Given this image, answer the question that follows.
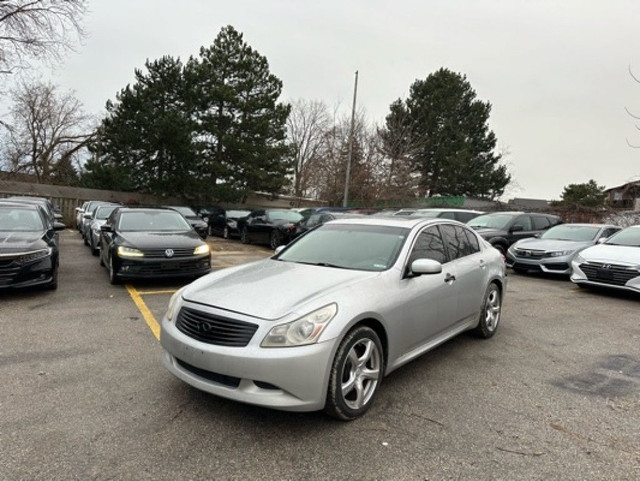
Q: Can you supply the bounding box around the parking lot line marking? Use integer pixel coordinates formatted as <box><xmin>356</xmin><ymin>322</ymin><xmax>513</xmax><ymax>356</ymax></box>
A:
<box><xmin>125</xmin><ymin>284</ymin><xmax>160</xmax><ymax>340</ymax></box>
<box><xmin>136</xmin><ymin>289</ymin><xmax>177</xmax><ymax>295</ymax></box>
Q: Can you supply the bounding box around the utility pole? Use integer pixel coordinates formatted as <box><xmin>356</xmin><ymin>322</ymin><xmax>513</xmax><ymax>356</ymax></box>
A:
<box><xmin>343</xmin><ymin>70</ymin><xmax>358</xmax><ymax>207</ymax></box>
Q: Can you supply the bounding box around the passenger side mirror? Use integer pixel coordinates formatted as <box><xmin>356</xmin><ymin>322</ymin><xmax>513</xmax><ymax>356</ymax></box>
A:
<box><xmin>597</xmin><ymin>237</ymin><xmax>607</xmax><ymax>244</ymax></box>
<box><xmin>100</xmin><ymin>225</ymin><xmax>113</xmax><ymax>233</ymax></box>
<box><xmin>274</xmin><ymin>245</ymin><xmax>286</xmax><ymax>255</ymax></box>
<box><xmin>410</xmin><ymin>258</ymin><xmax>443</xmax><ymax>276</ymax></box>
<box><xmin>83</xmin><ymin>213</ymin><xmax>92</xmax><ymax>220</ymax></box>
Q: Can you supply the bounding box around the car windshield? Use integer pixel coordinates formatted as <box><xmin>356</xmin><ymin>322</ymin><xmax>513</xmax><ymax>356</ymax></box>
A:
<box><xmin>410</xmin><ymin>211</ymin><xmax>441</xmax><ymax>218</ymax></box>
<box><xmin>227</xmin><ymin>210</ymin><xmax>251</xmax><ymax>218</ymax></box>
<box><xmin>468</xmin><ymin>214</ymin><xmax>515</xmax><ymax>230</ymax></box>
<box><xmin>268</xmin><ymin>211</ymin><xmax>303</xmax><ymax>222</ymax></box>
<box><xmin>118</xmin><ymin>211</ymin><xmax>192</xmax><ymax>232</ymax></box>
<box><xmin>95</xmin><ymin>206</ymin><xmax>117</xmax><ymax>220</ymax></box>
<box><xmin>0</xmin><ymin>207</ymin><xmax>44</xmax><ymax>231</ymax></box>
<box><xmin>172</xmin><ymin>206</ymin><xmax>196</xmax><ymax>216</ymax></box>
<box><xmin>277</xmin><ymin>224</ymin><xmax>409</xmax><ymax>271</ymax></box>
<box><xmin>540</xmin><ymin>225</ymin><xmax>600</xmax><ymax>241</ymax></box>
<box><xmin>604</xmin><ymin>228</ymin><xmax>640</xmax><ymax>247</ymax></box>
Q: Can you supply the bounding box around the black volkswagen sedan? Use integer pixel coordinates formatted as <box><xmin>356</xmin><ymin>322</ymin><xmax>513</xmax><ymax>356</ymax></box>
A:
<box><xmin>237</xmin><ymin>209</ymin><xmax>303</xmax><ymax>249</ymax></box>
<box><xmin>99</xmin><ymin>208</ymin><xmax>211</xmax><ymax>284</ymax></box>
<box><xmin>0</xmin><ymin>201</ymin><xmax>65</xmax><ymax>290</ymax></box>
<box><xmin>207</xmin><ymin>208</ymin><xmax>251</xmax><ymax>238</ymax></box>
<box><xmin>164</xmin><ymin>206</ymin><xmax>208</xmax><ymax>239</ymax></box>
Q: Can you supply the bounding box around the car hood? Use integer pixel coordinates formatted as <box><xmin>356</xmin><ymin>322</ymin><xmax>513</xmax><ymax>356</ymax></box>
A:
<box><xmin>512</xmin><ymin>238</ymin><xmax>591</xmax><ymax>251</ymax></box>
<box><xmin>183</xmin><ymin>259</ymin><xmax>378</xmax><ymax>320</ymax></box>
<box><xmin>0</xmin><ymin>231</ymin><xmax>47</xmax><ymax>252</ymax></box>
<box><xmin>118</xmin><ymin>231</ymin><xmax>203</xmax><ymax>249</ymax></box>
<box><xmin>579</xmin><ymin>244</ymin><xmax>640</xmax><ymax>266</ymax></box>
<box><xmin>473</xmin><ymin>228</ymin><xmax>507</xmax><ymax>239</ymax></box>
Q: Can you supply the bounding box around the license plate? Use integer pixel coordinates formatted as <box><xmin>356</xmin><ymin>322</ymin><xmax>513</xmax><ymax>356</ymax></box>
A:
<box><xmin>596</xmin><ymin>268</ymin><xmax>614</xmax><ymax>280</ymax></box>
<box><xmin>160</xmin><ymin>261</ymin><xmax>175</xmax><ymax>270</ymax></box>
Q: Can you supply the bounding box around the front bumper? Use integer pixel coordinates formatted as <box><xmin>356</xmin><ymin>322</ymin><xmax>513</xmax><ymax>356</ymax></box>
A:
<box><xmin>505</xmin><ymin>252</ymin><xmax>572</xmax><ymax>275</ymax></box>
<box><xmin>160</xmin><ymin>307</ymin><xmax>336</xmax><ymax>412</ymax></box>
<box><xmin>0</xmin><ymin>256</ymin><xmax>55</xmax><ymax>289</ymax></box>
<box><xmin>116</xmin><ymin>255</ymin><xmax>211</xmax><ymax>279</ymax></box>
<box><xmin>570</xmin><ymin>261</ymin><xmax>640</xmax><ymax>293</ymax></box>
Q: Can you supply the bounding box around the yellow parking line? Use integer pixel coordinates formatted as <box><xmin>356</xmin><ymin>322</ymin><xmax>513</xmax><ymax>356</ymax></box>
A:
<box><xmin>125</xmin><ymin>284</ymin><xmax>160</xmax><ymax>340</ymax></box>
<box><xmin>136</xmin><ymin>289</ymin><xmax>177</xmax><ymax>295</ymax></box>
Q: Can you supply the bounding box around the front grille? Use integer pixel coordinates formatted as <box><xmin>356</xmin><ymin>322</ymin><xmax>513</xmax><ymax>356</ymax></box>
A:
<box><xmin>544</xmin><ymin>262</ymin><xmax>569</xmax><ymax>271</ymax></box>
<box><xmin>176</xmin><ymin>358</ymin><xmax>240</xmax><ymax>388</ymax></box>
<box><xmin>514</xmin><ymin>249</ymin><xmax>545</xmax><ymax>259</ymax></box>
<box><xmin>0</xmin><ymin>266</ymin><xmax>20</xmax><ymax>285</ymax></box>
<box><xmin>140</xmin><ymin>248</ymin><xmax>195</xmax><ymax>258</ymax></box>
<box><xmin>122</xmin><ymin>258</ymin><xmax>209</xmax><ymax>275</ymax></box>
<box><xmin>579</xmin><ymin>262</ymin><xmax>640</xmax><ymax>286</ymax></box>
<box><xmin>175</xmin><ymin>307</ymin><xmax>258</xmax><ymax>347</ymax></box>
<box><xmin>0</xmin><ymin>257</ymin><xmax>17</xmax><ymax>268</ymax></box>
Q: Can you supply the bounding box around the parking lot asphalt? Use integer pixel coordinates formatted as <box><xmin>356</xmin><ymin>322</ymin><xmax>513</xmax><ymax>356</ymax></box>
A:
<box><xmin>1</xmin><ymin>230</ymin><xmax>639</xmax><ymax>480</ymax></box>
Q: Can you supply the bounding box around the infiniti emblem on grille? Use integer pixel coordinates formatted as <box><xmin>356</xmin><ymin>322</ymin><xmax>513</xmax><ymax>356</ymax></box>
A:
<box><xmin>165</xmin><ymin>249</ymin><xmax>174</xmax><ymax>258</ymax></box>
<box><xmin>198</xmin><ymin>321</ymin><xmax>214</xmax><ymax>333</ymax></box>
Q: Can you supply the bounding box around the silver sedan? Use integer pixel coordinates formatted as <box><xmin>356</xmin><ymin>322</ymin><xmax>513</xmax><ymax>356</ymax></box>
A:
<box><xmin>506</xmin><ymin>223</ymin><xmax>620</xmax><ymax>275</ymax></box>
<box><xmin>571</xmin><ymin>225</ymin><xmax>640</xmax><ymax>293</ymax></box>
<box><xmin>160</xmin><ymin>217</ymin><xmax>507</xmax><ymax>420</ymax></box>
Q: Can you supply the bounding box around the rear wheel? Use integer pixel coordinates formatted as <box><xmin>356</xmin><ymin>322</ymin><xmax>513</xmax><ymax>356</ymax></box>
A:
<box><xmin>269</xmin><ymin>230</ymin><xmax>282</xmax><ymax>250</ymax></box>
<box><xmin>492</xmin><ymin>243</ymin><xmax>506</xmax><ymax>256</ymax></box>
<box><xmin>324</xmin><ymin>326</ymin><xmax>384</xmax><ymax>421</ymax></box>
<box><xmin>474</xmin><ymin>282</ymin><xmax>501</xmax><ymax>338</ymax></box>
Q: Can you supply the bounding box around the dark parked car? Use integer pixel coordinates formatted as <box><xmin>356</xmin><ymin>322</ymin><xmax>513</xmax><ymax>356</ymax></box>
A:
<box><xmin>208</xmin><ymin>208</ymin><xmax>252</xmax><ymax>239</ymax></box>
<box><xmin>99</xmin><ymin>208</ymin><xmax>211</xmax><ymax>284</ymax></box>
<box><xmin>410</xmin><ymin>208</ymin><xmax>484</xmax><ymax>223</ymax></box>
<box><xmin>4</xmin><ymin>196</ymin><xmax>62</xmax><ymax>226</ymax></box>
<box><xmin>164</xmin><ymin>206</ymin><xmax>208</xmax><ymax>239</ymax></box>
<box><xmin>0</xmin><ymin>201</ymin><xmax>65</xmax><ymax>290</ymax></box>
<box><xmin>88</xmin><ymin>204</ymin><xmax>120</xmax><ymax>255</ymax></box>
<box><xmin>291</xmin><ymin>212</ymin><xmax>364</xmax><ymax>240</ymax></box>
<box><xmin>467</xmin><ymin>211</ymin><xmax>562</xmax><ymax>255</ymax></box>
<box><xmin>238</xmin><ymin>209</ymin><xmax>304</xmax><ymax>249</ymax></box>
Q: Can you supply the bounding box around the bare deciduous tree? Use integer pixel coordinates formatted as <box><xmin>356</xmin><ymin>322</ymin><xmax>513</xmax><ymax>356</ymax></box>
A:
<box><xmin>2</xmin><ymin>80</ymin><xmax>92</xmax><ymax>184</ymax></box>
<box><xmin>0</xmin><ymin>0</ymin><xmax>86</xmax><ymax>75</ymax></box>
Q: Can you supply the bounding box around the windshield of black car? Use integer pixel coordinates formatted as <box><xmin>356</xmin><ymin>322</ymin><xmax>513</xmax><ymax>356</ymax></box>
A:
<box><xmin>276</xmin><ymin>224</ymin><xmax>409</xmax><ymax>271</ymax></box>
<box><xmin>540</xmin><ymin>225</ymin><xmax>599</xmax><ymax>241</ymax></box>
<box><xmin>95</xmin><ymin>206</ymin><xmax>117</xmax><ymax>220</ymax></box>
<box><xmin>118</xmin><ymin>211</ymin><xmax>192</xmax><ymax>232</ymax></box>
<box><xmin>468</xmin><ymin>214</ymin><xmax>515</xmax><ymax>230</ymax></box>
<box><xmin>0</xmin><ymin>207</ymin><xmax>45</xmax><ymax>231</ymax></box>
<box><xmin>268</xmin><ymin>211</ymin><xmax>303</xmax><ymax>223</ymax></box>
<box><xmin>604</xmin><ymin>228</ymin><xmax>640</xmax><ymax>247</ymax></box>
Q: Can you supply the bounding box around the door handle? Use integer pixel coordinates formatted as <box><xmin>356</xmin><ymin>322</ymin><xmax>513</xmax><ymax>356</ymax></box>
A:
<box><xmin>479</xmin><ymin>259</ymin><xmax>487</xmax><ymax>269</ymax></box>
<box><xmin>444</xmin><ymin>273</ymin><xmax>456</xmax><ymax>283</ymax></box>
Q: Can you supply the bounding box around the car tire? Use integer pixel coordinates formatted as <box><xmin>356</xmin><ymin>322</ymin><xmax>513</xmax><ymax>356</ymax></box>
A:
<box><xmin>90</xmin><ymin>238</ymin><xmax>98</xmax><ymax>256</ymax></box>
<box><xmin>269</xmin><ymin>230</ymin><xmax>282</xmax><ymax>250</ymax></box>
<box><xmin>83</xmin><ymin>233</ymin><xmax>89</xmax><ymax>246</ymax></box>
<box><xmin>324</xmin><ymin>326</ymin><xmax>384</xmax><ymax>421</ymax></box>
<box><xmin>45</xmin><ymin>263</ymin><xmax>58</xmax><ymax>290</ymax></box>
<box><xmin>99</xmin><ymin>251</ymin><xmax>105</xmax><ymax>267</ymax></box>
<box><xmin>241</xmin><ymin>227</ymin><xmax>250</xmax><ymax>244</ymax></box>
<box><xmin>223</xmin><ymin>226</ymin><xmax>230</xmax><ymax>239</ymax></box>
<box><xmin>474</xmin><ymin>282</ymin><xmax>501</xmax><ymax>339</ymax></box>
<box><xmin>108</xmin><ymin>254</ymin><xmax>120</xmax><ymax>285</ymax></box>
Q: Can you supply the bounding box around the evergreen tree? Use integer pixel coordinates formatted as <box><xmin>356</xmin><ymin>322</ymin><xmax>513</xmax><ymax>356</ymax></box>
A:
<box><xmin>397</xmin><ymin>68</ymin><xmax>510</xmax><ymax>199</ymax></box>
<box><xmin>559</xmin><ymin>179</ymin><xmax>607</xmax><ymax>208</ymax></box>
<box><xmin>185</xmin><ymin>26</ymin><xmax>291</xmax><ymax>202</ymax></box>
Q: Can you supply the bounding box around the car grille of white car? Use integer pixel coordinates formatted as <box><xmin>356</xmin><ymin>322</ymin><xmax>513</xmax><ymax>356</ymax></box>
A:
<box><xmin>579</xmin><ymin>262</ymin><xmax>640</xmax><ymax>286</ymax></box>
<box><xmin>175</xmin><ymin>307</ymin><xmax>258</xmax><ymax>347</ymax></box>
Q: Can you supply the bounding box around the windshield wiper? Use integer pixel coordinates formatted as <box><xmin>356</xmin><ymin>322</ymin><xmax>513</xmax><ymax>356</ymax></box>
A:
<box><xmin>296</xmin><ymin>261</ymin><xmax>347</xmax><ymax>269</ymax></box>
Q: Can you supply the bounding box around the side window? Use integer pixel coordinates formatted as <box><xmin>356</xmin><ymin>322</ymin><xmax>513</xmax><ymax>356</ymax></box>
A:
<box><xmin>319</xmin><ymin>214</ymin><xmax>333</xmax><ymax>224</ymax></box>
<box><xmin>407</xmin><ymin>226</ymin><xmax>448</xmax><ymax>267</ymax></box>
<box><xmin>441</xmin><ymin>224</ymin><xmax>479</xmax><ymax>259</ymax></box>
<box><xmin>456</xmin><ymin>212</ymin><xmax>476</xmax><ymax>223</ymax></box>
<box><xmin>306</xmin><ymin>214</ymin><xmax>321</xmax><ymax>227</ymax></box>
<box><xmin>439</xmin><ymin>211</ymin><xmax>456</xmax><ymax>220</ymax></box>
<box><xmin>512</xmin><ymin>215</ymin><xmax>532</xmax><ymax>231</ymax></box>
<box><xmin>601</xmin><ymin>227</ymin><xmax>619</xmax><ymax>238</ymax></box>
<box><xmin>461</xmin><ymin>226</ymin><xmax>481</xmax><ymax>254</ymax></box>
<box><xmin>532</xmin><ymin>216</ymin><xmax>550</xmax><ymax>230</ymax></box>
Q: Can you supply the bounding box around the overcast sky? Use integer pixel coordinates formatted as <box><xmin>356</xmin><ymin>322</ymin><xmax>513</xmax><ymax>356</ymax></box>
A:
<box><xmin>18</xmin><ymin>0</ymin><xmax>640</xmax><ymax>200</ymax></box>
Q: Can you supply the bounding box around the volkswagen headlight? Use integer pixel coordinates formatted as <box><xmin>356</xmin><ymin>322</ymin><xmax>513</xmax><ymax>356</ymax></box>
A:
<box><xmin>261</xmin><ymin>304</ymin><xmax>338</xmax><ymax>347</ymax></box>
<box><xmin>117</xmin><ymin>246</ymin><xmax>144</xmax><ymax>258</ymax></box>
<box><xmin>194</xmin><ymin>244</ymin><xmax>210</xmax><ymax>255</ymax></box>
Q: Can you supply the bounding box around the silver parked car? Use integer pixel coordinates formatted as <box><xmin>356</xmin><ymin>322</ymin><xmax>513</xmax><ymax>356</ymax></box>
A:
<box><xmin>506</xmin><ymin>223</ymin><xmax>621</xmax><ymax>275</ymax></box>
<box><xmin>88</xmin><ymin>204</ymin><xmax>119</xmax><ymax>255</ymax></box>
<box><xmin>160</xmin><ymin>217</ymin><xmax>507</xmax><ymax>420</ymax></box>
<box><xmin>571</xmin><ymin>225</ymin><xmax>640</xmax><ymax>293</ymax></box>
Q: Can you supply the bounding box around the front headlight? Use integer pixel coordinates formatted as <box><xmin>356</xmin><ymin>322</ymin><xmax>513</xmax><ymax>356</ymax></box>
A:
<box><xmin>547</xmin><ymin>250</ymin><xmax>574</xmax><ymax>257</ymax></box>
<box><xmin>117</xmin><ymin>246</ymin><xmax>144</xmax><ymax>258</ymax></box>
<box><xmin>261</xmin><ymin>303</ymin><xmax>338</xmax><ymax>347</ymax></box>
<box><xmin>18</xmin><ymin>248</ymin><xmax>52</xmax><ymax>264</ymax></box>
<box><xmin>166</xmin><ymin>287</ymin><xmax>186</xmax><ymax>322</ymax></box>
<box><xmin>194</xmin><ymin>244</ymin><xmax>210</xmax><ymax>255</ymax></box>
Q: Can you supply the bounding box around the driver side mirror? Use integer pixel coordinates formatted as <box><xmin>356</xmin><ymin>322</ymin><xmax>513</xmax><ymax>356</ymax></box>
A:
<box><xmin>597</xmin><ymin>237</ymin><xmax>607</xmax><ymax>244</ymax></box>
<box><xmin>408</xmin><ymin>258</ymin><xmax>443</xmax><ymax>277</ymax></box>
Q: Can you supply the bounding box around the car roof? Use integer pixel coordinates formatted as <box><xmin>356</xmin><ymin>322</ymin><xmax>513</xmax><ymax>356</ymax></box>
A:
<box><xmin>326</xmin><ymin>216</ymin><xmax>456</xmax><ymax>229</ymax></box>
<box><xmin>551</xmin><ymin>223</ymin><xmax>617</xmax><ymax>228</ymax></box>
<box><xmin>0</xmin><ymin>200</ymin><xmax>40</xmax><ymax>210</ymax></box>
<box><xmin>412</xmin><ymin>208</ymin><xmax>484</xmax><ymax>213</ymax></box>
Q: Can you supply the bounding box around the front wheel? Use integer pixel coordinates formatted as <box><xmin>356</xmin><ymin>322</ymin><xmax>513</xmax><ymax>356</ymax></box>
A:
<box><xmin>108</xmin><ymin>254</ymin><xmax>121</xmax><ymax>285</ymax></box>
<box><xmin>240</xmin><ymin>227</ymin><xmax>250</xmax><ymax>244</ymax></box>
<box><xmin>324</xmin><ymin>326</ymin><xmax>384</xmax><ymax>421</ymax></box>
<box><xmin>474</xmin><ymin>282</ymin><xmax>501</xmax><ymax>338</ymax></box>
<box><xmin>223</xmin><ymin>226</ymin><xmax>230</xmax><ymax>239</ymax></box>
<box><xmin>269</xmin><ymin>230</ymin><xmax>282</xmax><ymax>250</ymax></box>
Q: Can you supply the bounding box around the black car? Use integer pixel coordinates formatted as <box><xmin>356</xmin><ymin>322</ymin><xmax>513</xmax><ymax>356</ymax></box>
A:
<box><xmin>467</xmin><ymin>211</ymin><xmax>562</xmax><ymax>255</ymax></box>
<box><xmin>99</xmin><ymin>208</ymin><xmax>211</xmax><ymax>284</ymax></box>
<box><xmin>291</xmin><ymin>212</ymin><xmax>364</xmax><ymax>240</ymax></box>
<box><xmin>208</xmin><ymin>208</ymin><xmax>252</xmax><ymax>239</ymax></box>
<box><xmin>238</xmin><ymin>209</ymin><xmax>304</xmax><ymax>249</ymax></box>
<box><xmin>164</xmin><ymin>206</ymin><xmax>208</xmax><ymax>239</ymax></box>
<box><xmin>0</xmin><ymin>201</ymin><xmax>65</xmax><ymax>290</ymax></box>
<box><xmin>4</xmin><ymin>196</ymin><xmax>62</xmax><ymax>227</ymax></box>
